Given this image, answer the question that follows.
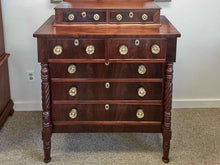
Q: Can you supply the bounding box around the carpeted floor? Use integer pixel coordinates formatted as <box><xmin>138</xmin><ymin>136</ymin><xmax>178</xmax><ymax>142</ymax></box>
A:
<box><xmin>0</xmin><ymin>109</ymin><xmax>219</xmax><ymax>165</ymax></box>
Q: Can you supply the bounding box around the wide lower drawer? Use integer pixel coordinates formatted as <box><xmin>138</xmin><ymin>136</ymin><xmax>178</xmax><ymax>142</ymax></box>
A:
<box><xmin>51</xmin><ymin>82</ymin><xmax>162</xmax><ymax>100</ymax></box>
<box><xmin>52</xmin><ymin>104</ymin><xmax>162</xmax><ymax>121</ymax></box>
<box><xmin>50</xmin><ymin>63</ymin><xmax>163</xmax><ymax>78</ymax></box>
<box><xmin>49</xmin><ymin>39</ymin><xmax>105</xmax><ymax>59</ymax></box>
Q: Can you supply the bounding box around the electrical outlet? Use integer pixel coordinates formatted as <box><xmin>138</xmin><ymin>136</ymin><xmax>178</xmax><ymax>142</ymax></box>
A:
<box><xmin>26</xmin><ymin>71</ymin><xmax>35</xmax><ymax>82</ymax></box>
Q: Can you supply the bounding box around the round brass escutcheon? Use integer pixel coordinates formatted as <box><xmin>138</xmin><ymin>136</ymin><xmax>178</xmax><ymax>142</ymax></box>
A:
<box><xmin>116</xmin><ymin>14</ymin><xmax>123</xmax><ymax>21</ymax></box>
<box><xmin>69</xmin><ymin>109</ymin><xmax>77</xmax><ymax>119</ymax></box>
<box><xmin>138</xmin><ymin>87</ymin><xmax>146</xmax><ymax>97</ymax></box>
<box><xmin>136</xmin><ymin>109</ymin><xmax>144</xmax><ymax>119</ymax></box>
<box><xmin>69</xmin><ymin>87</ymin><xmax>77</xmax><ymax>96</ymax></box>
<box><xmin>53</xmin><ymin>45</ymin><xmax>62</xmax><ymax>56</ymax></box>
<box><xmin>105</xmin><ymin>104</ymin><xmax>110</xmax><ymax>111</ymax></box>
<box><xmin>142</xmin><ymin>14</ymin><xmax>148</xmax><ymax>21</ymax></box>
<box><xmin>135</xmin><ymin>39</ymin><xmax>140</xmax><ymax>46</ymax></box>
<box><xmin>74</xmin><ymin>39</ymin><xmax>79</xmax><ymax>46</ymax></box>
<box><xmin>151</xmin><ymin>44</ymin><xmax>160</xmax><ymax>55</ymax></box>
<box><xmin>93</xmin><ymin>14</ymin><xmax>100</xmax><ymax>21</ymax></box>
<box><xmin>86</xmin><ymin>45</ymin><xmax>95</xmax><ymax>55</ymax></box>
<box><xmin>105</xmin><ymin>82</ymin><xmax>110</xmax><ymax>89</ymax></box>
<box><xmin>82</xmin><ymin>11</ymin><xmax>87</xmax><ymax>18</ymax></box>
<box><xmin>68</xmin><ymin>14</ymin><xmax>75</xmax><ymax>21</ymax></box>
<box><xmin>68</xmin><ymin>64</ymin><xmax>76</xmax><ymax>74</ymax></box>
<box><xmin>119</xmin><ymin>45</ymin><xmax>128</xmax><ymax>55</ymax></box>
<box><xmin>138</xmin><ymin>65</ymin><xmax>146</xmax><ymax>75</ymax></box>
<box><xmin>129</xmin><ymin>12</ymin><xmax>134</xmax><ymax>18</ymax></box>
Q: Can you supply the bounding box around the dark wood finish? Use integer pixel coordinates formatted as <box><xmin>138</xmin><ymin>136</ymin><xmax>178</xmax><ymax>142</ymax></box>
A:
<box><xmin>108</xmin><ymin>38</ymin><xmax>166</xmax><ymax>59</ymax></box>
<box><xmin>41</xmin><ymin>64</ymin><xmax>52</xmax><ymax>163</ymax></box>
<box><xmin>52</xmin><ymin>104</ymin><xmax>162</xmax><ymax>121</ymax></box>
<box><xmin>0</xmin><ymin>0</ymin><xmax>14</xmax><ymax>129</ymax></box>
<box><xmin>34</xmin><ymin>1</ymin><xmax>180</xmax><ymax>163</ymax></box>
<box><xmin>51</xmin><ymin>82</ymin><xmax>162</xmax><ymax>100</ymax></box>
<box><xmin>50</xmin><ymin>63</ymin><xmax>163</xmax><ymax>78</ymax></box>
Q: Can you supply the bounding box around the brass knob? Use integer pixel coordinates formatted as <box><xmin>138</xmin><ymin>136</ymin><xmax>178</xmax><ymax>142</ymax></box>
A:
<box><xmin>86</xmin><ymin>45</ymin><xmax>95</xmax><ymax>55</ymax></box>
<box><xmin>142</xmin><ymin>14</ymin><xmax>148</xmax><ymax>21</ymax></box>
<box><xmin>138</xmin><ymin>65</ymin><xmax>146</xmax><ymax>75</ymax></box>
<box><xmin>105</xmin><ymin>82</ymin><xmax>110</xmax><ymax>89</ymax></box>
<box><xmin>119</xmin><ymin>45</ymin><xmax>128</xmax><ymax>55</ymax></box>
<box><xmin>151</xmin><ymin>44</ymin><xmax>160</xmax><ymax>55</ymax></box>
<box><xmin>135</xmin><ymin>39</ymin><xmax>140</xmax><ymax>46</ymax></box>
<box><xmin>68</xmin><ymin>14</ymin><xmax>75</xmax><ymax>21</ymax></box>
<box><xmin>74</xmin><ymin>39</ymin><xmax>79</xmax><ymax>46</ymax></box>
<box><xmin>69</xmin><ymin>87</ymin><xmax>77</xmax><ymax>96</ymax></box>
<box><xmin>129</xmin><ymin>12</ymin><xmax>134</xmax><ymax>18</ymax></box>
<box><xmin>116</xmin><ymin>14</ymin><xmax>122</xmax><ymax>21</ymax></box>
<box><xmin>93</xmin><ymin>14</ymin><xmax>100</xmax><ymax>21</ymax></box>
<box><xmin>82</xmin><ymin>12</ymin><xmax>86</xmax><ymax>18</ymax></box>
<box><xmin>69</xmin><ymin>109</ymin><xmax>77</xmax><ymax>119</ymax></box>
<box><xmin>53</xmin><ymin>45</ymin><xmax>62</xmax><ymax>55</ymax></box>
<box><xmin>136</xmin><ymin>109</ymin><xmax>144</xmax><ymax>119</ymax></box>
<box><xmin>68</xmin><ymin>64</ymin><xmax>76</xmax><ymax>74</ymax></box>
<box><xmin>105</xmin><ymin>104</ymin><xmax>110</xmax><ymax>111</ymax></box>
<box><xmin>138</xmin><ymin>87</ymin><xmax>146</xmax><ymax>97</ymax></box>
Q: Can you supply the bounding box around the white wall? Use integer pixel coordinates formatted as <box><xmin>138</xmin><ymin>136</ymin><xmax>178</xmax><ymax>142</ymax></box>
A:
<box><xmin>2</xmin><ymin>0</ymin><xmax>220</xmax><ymax>110</ymax></box>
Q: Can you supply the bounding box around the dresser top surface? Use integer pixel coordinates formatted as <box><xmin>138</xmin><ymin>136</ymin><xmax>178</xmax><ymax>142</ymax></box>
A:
<box><xmin>33</xmin><ymin>15</ymin><xmax>180</xmax><ymax>38</ymax></box>
<box><xmin>55</xmin><ymin>1</ymin><xmax>160</xmax><ymax>10</ymax></box>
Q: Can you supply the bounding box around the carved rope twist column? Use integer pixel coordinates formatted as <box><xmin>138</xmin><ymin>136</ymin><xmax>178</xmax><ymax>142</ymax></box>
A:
<box><xmin>41</xmin><ymin>63</ymin><xmax>52</xmax><ymax>163</ymax></box>
<box><xmin>162</xmin><ymin>63</ymin><xmax>173</xmax><ymax>163</ymax></box>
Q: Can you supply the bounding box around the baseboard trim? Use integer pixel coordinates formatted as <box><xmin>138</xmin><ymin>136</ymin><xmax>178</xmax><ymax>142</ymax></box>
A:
<box><xmin>14</xmin><ymin>99</ymin><xmax>220</xmax><ymax>111</ymax></box>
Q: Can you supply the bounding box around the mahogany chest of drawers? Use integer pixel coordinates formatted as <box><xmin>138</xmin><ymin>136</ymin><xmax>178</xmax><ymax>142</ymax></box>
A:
<box><xmin>34</xmin><ymin>0</ymin><xmax>180</xmax><ymax>163</ymax></box>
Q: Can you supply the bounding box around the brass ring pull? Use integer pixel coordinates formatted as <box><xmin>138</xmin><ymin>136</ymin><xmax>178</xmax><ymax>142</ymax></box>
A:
<box><xmin>105</xmin><ymin>82</ymin><xmax>110</xmax><ymax>89</ymax></box>
<box><xmin>151</xmin><ymin>44</ymin><xmax>160</xmax><ymax>55</ymax></box>
<box><xmin>53</xmin><ymin>45</ymin><xmax>62</xmax><ymax>56</ymax></box>
<box><xmin>105</xmin><ymin>104</ymin><xmax>110</xmax><ymax>111</ymax></box>
<box><xmin>138</xmin><ymin>87</ymin><xmax>146</xmax><ymax>97</ymax></box>
<box><xmin>69</xmin><ymin>109</ymin><xmax>77</xmax><ymax>119</ymax></box>
<box><xmin>68</xmin><ymin>14</ymin><xmax>75</xmax><ymax>21</ymax></box>
<box><xmin>119</xmin><ymin>45</ymin><xmax>128</xmax><ymax>55</ymax></box>
<box><xmin>68</xmin><ymin>64</ymin><xmax>76</xmax><ymax>74</ymax></box>
<box><xmin>105</xmin><ymin>62</ymin><xmax>110</xmax><ymax>66</ymax></box>
<box><xmin>138</xmin><ymin>65</ymin><xmax>146</xmax><ymax>75</ymax></box>
<box><xmin>93</xmin><ymin>14</ymin><xmax>100</xmax><ymax>21</ymax></box>
<box><xmin>116</xmin><ymin>14</ymin><xmax>122</xmax><ymax>21</ymax></box>
<box><xmin>142</xmin><ymin>14</ymin><xmax>148</xmax><ymax>21</ymax></box>
<box><xmin>69</xmin><ymin>87</ymin><xmax>77</xmax><ymax>96</ymax></box>
<box><xmin>136</xmin><ymin>109</ymin><xmax>144</xmax><ymax>119</ymax></box>
<box><xmin>86</xmin><ymin>45</ymin><xmax>95</xmax><ymax>55</ymax></box>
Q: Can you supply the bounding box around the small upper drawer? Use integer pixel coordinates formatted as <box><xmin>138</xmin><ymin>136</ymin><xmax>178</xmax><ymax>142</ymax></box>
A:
<box><xmin>50</xmin><ymin>63</ymin><xmax>163</xmax><ymax>79</ymax></box>
<box><xmin>109</xmin><ymin>10</ymin><xmax>160</xmax><ymax>24</ymax></box>
<box><xmin>48</xmin><ymin>39</ymin><xmax>105</xmax><ymax>59</ymax></box>
<box><xmin>61</xmin><ymin>10</ymin><xmax>107</xmax><ymax>23</ymax></box>
<box><xmin>108</xmin><ymin>39</ymin><xmax>167</xmax><ymax>59</ymax></box>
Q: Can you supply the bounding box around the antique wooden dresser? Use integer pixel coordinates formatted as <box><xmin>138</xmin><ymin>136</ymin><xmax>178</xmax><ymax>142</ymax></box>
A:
<box><xmin>0</xmin><ymin>0</ymin><xmax>14</xmax><ymax>128</ymax></box>
<box><xmin>34</xmin><ymin>0</ymin><xmax>180</xmax><ymax>163</ymax></box>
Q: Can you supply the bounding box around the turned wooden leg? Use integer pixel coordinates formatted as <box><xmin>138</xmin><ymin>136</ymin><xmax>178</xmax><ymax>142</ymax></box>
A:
<box><xmin>41</xmin><ymin>64</ymin><xmax>52</xmax><ymax>163</ymax></box>
<box><xmin>162</xmin><ymin>63</ymin><xmax>173</xmax><ymax>163</ymax></box>
<box><xmin>9</xmin><ymin>108</ymin><xmax>14</xmax><ymax>116</ymax></box>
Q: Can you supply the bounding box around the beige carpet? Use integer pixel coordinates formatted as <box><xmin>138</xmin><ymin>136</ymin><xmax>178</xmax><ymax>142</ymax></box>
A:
<box><xmin>0</xmin><ymin>109</ymin><xmax>219</xmax><ymax>165</ymax></box>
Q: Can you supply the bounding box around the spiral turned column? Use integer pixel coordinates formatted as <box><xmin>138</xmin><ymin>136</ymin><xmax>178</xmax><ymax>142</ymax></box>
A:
<box><xmin>162</xmin><ymin>63</ymin><xmax>173</xmax><ymax>163</ymax></box>
<box><xmin>41</xmin><ymin>64</ymin><xmax>52</xmax><ymax>163</ymax></box>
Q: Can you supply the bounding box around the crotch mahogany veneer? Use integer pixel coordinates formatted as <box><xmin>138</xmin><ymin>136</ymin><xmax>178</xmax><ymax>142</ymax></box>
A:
<box><xmin>33</xmin><ymin>0</ymin><xmax>180</xmax><ymax>163</ymax></box>
<box><xmin>0</xmin><ymin>0</ymin><xmax>14</xmax><ymax>128</ymax></box>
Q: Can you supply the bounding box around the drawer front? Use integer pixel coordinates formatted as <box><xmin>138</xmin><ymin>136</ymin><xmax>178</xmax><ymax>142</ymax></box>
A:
<box><xmin>109</xmin><ymin>10</ymin><xmax>160</xmax><ymax>24</ymax></box>
<box><xmin>51</xmin><ymin>82</ymin><xmax>162</xmax><ymax>100</ymax></box>
<box><xmin>63</xmin><ymin>10</ymin><xmax>106</xmax><ymax>23</ymax></box>
<box><xmin>49</xmin><ymin>39</ymin><xmax>105</xmax><ymax>59</ymax></box>
<box><xmin>50</xmin><ymin>63</ymin><xmax>163</xmax><ymax>79</ymax></box>
<box><xmin>108</xmin><ymin>39</ymin><xmax>166</xmax><ymax>59</ymax></box>
<box><xmin>52</xmin><ymin>104</ymin><xmax>162</xmax><ymax>121</ymax></box>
